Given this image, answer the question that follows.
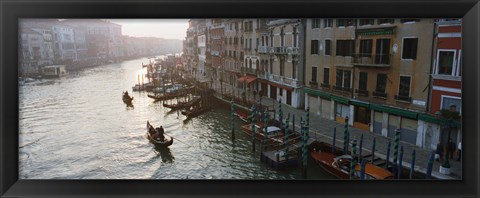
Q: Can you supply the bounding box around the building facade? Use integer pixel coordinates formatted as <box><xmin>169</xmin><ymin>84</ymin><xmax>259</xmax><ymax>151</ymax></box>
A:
<box><xmin>304</xmin><ymin>18</ymin><xmax>437</xmax><ymax>147</ymax></box>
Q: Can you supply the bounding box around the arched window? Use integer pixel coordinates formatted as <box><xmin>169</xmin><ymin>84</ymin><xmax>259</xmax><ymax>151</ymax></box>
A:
<box><xmin>249</xmin><ymin>59</ymin><xmax>252</xmax><ymax>69</ymax></box>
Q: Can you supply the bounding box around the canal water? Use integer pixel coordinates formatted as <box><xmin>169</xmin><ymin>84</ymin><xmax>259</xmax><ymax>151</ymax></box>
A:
<box><xmin>19</xmin><ymin>57</ymin><xmax>335</xmax><ymax>179</ymax></box>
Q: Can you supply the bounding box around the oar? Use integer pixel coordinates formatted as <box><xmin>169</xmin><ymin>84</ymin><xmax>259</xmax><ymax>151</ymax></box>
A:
<box><xmin>164</xmin><ymin>132</ymin><xmax>192</xmax><ymax>147</ymax></box>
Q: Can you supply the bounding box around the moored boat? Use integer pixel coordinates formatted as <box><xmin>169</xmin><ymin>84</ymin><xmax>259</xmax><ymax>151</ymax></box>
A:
<box><xmin>241</xmin><ymin>123</ymin><xmax>301</xmax><ymax>146</ymax></box>
<box><xmin>41</xmin><ymin>65</ymin><xmax>68</xmax><ymax>78</ymax></box>
<box><xmin>310</xmin><ymin>141</ymin><xmax>393</xmax><ymax>179</ymax></box>
<box><xmin>146</xmin><ymin>121</ymin><xmax>173</xmax><ymax>147</ymax></box>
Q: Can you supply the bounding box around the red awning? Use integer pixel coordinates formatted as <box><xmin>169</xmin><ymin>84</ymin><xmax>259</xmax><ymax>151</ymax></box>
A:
<box><xmin>237</xmin><ymin>75</ymin><xmax>257</xmax><ymax>84</ymax></box>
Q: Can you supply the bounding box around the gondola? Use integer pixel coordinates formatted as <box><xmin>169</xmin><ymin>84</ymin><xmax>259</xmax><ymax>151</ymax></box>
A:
<box><xmin>122</xmin><ymin>92</ymin><xmax>134</xmax><ymax>104</ymax></box>
<box><xmin>181</xmin><ymin>104</ymin><xmax>213</xmax><ymax>118</ymax></box>
<box><xmin>146</xmin><ymin>121</ymin><xmax>173</xmax><ymax>147</ymax></box>
<box><xmin>310</xmin><ymin>141</ymin><xmax>394</xmax><ymax>179</ymax></box>
<box><xmin>162</xmin><ymin>101</ymin><xmax>188</xmax><ymax>110</ymax></box>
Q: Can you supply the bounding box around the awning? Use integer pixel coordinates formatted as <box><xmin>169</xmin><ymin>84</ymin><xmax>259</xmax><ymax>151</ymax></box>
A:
<box><xmin>237</xmin><ymin>75</ymin><xmax>257</xmax><ymax>84</ymax></box>
<box><xmin>304</xmin><ymin>87</ymin><xmax>331</xmax><ymax>99</ymax></box>
<box><xmin>370</xmin><ymin>104</ymin><xmax>418</xmax><ymax>119</ymax></box>
<box><xmin>269</xmin><ymin>81</ymin><xmax>294</xmax><ymax>91</ymax></box>
<box><xmin>350</xmin><ymin>100</ymin><xmax>370</xmax><ymax>108</ymax></box>
<box><xmin>330</xmin><ymin>95</ymin><xmax>349</xmax><ymax>105</ymax></box>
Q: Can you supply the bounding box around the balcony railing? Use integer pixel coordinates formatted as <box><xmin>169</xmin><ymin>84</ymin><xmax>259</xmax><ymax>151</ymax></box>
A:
<box><xmin>241</xmin><ymin>67</ymin><xmax>258</xmax><ymax>75</ymax></box>
<box><xmin>258</xmin><ymin>46</ymin><xmax>268</xmax><ymax>53</ymax></box>
<box><xmin>333</xmin><ymin>85</ymin><xmax>352</xmax><ymax>92</ymax></box>
<box><xmin>373</xmin><ymin>91</ymin><xmax>387</xmax><ymax>98</ymax></box>
<box><xmin>395</xmin><ymin>95</ymin><xmax>412</xmax><ymax>102</ymax></box>
<box><xmin>352</xmin><ymin>53</ymin><xmax>393</xmax><ymax>67</ymax></box>
<box><xmin>356</xmin><ymin>89</ymin><xmax>369</xmax><ymax>97</ymax></box>
<box><xmin>263</xmin><ymin>72</ymin><xmax>301</xmax><ymax>88</ymax></box>
<box><xmin>321</xmin><ymin>83</ymin><xmax>331</xmax><ymax>89</ymax></box>
<box><xmin>269</xmin><ymin>46</ymin><xmax>300</xmax><ymax>55</ymax></box>
<box><xmin>309</xmin><ymin>81</ymin><xmax>318</xmax><ymax>88</ymax></box>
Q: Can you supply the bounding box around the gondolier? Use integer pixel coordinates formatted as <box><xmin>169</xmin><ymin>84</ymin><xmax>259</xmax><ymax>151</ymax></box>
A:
<box><xmin>156</xmin><ymin>126</ymin><xmax>165</xmax><ymax>141</ymax></box>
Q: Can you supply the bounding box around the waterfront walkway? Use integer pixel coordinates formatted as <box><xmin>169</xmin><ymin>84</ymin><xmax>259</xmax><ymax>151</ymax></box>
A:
<box><xmin>257</xmin><ymin>96</ymin><xmax>461</xmax><ymax>180</ymax></box>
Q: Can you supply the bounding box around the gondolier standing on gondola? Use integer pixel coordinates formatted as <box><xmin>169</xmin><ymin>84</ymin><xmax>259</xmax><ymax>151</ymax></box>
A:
<box><xmin>156</xmin><ymin>126</ymin><xmax>165</xmax><ymax>141</ymax></box>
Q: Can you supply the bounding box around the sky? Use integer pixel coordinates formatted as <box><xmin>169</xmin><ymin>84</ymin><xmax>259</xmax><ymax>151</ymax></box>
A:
<box><xmin>108</xmin><ymin>19</ymin><xmax>189</xmax><ymax>40</ymax></box>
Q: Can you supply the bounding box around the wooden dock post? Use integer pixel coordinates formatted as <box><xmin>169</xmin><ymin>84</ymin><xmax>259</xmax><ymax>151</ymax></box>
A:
<box><xmin>426</xmin><ymin>151</ymin><xmax>434</xmax><ymax>179</ymax></box>
<box><xmin>386</xmin><ymin>141</ymin><xmax>391</xmax><ymax>169</ymax></box>
<box><xmin>360</xmin><ymin>159</ymin><xmax>366</xmax><ymax>180</ymax></box>
<box><xmin>262</xmin><ymin>109</ymin><xmax>268</xmax><ymax>153</ymax></box>
<box><xmin>410</xmin><ymin>149</ymin><xmax>416</xmax><ymax>179</ymax></box>
<box><xmin>359</xmin><ymin>134</ymin><xmax>364</xmax><ymax>162</ymax></box>
<box><xmin>398</xmin><ymin>145</ymin><xmax>404</xmax><ymax>179</ymax></box>
<box><xmin>231</xmin><ymin>100</ymin><xmax>235</xmax><ymax>142</ymax></box>
<box><xmin>393</xmin><ymin>129</ymin><xmax>401</xmax><ymax>176</ymax></box>
<box><xmin>343</xmin><ymin>117</ymin><xmax>349</xmax><ymax>155</ymax></box>
<box><xmin>350</xmin><ymin>139</ymin><xmax>357</xmax><ymax>179</ymax></box>
<box><xmin>371</xmin><ymin>137</ymin><xmax>376</xmax><ymax>163</ymax></box>
<box><xmin>332</xmin><ymin>127</ymin><xmax>336</xmax><ymax>154</ymax></box>
<box><xmin>251</xmin><ymin>105</ymin><xmax>256</xmax><ymax>153</ymax></box>
<box><xmin>285</xmin><ymin>113</ymin><xmax>290</xmax><ymax>162</ymax></box>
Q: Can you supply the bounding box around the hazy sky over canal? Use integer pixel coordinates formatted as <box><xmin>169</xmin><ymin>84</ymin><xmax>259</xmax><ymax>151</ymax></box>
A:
<box><xmin>108</xmin><ymin>19</ymin><xmax>189</xmax><ymax>40</ymax></box>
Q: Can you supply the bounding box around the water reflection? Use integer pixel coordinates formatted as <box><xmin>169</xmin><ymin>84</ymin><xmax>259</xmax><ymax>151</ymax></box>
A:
<box><xmin>154</xmin><ymin>146</ymin><xmax>174</xmax><ymax>163</ymax></box>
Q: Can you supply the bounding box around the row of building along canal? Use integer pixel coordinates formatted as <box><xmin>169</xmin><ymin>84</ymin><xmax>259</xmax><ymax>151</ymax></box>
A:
<box><xmin>19</xmin><ymin>56</ymin><xmax>437</xmax><ymax>179</ymax></box>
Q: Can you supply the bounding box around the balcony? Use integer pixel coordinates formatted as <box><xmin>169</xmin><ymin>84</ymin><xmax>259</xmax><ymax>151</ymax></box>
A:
<box><xmin>241</xmin><ymin>67</ymin><xmax>258</xmax><ymax>75</ymax></box>
<box><xmin>352</xmin><ymin>53</ymin><xmax>393</xmax><ymax>67</ymax></box>
<box><xmin>309</xmin><ymin>81</ymin><xmax>318</xmax><ymax>88</ymax></box>
<box><xmin>320</xmin><ymin>83</ymin><xmax>331</xmax><ymax>89</ymax></box>
<box><xmin>270</xmin><ymin>46</ymin><xmax>300</xmax><ymax>55</ymax></box>
<box><xmin>333</xmin><ymin>85</ymin><xmax>352</xmax><ymax>92</ymax></box>
<box><xmin>356</xmin><ymin>89</ymin><xmax>369</xmax><ymax>97</ymax></box>
<box><xmin>263</xmin><ymin>72</ymin><xmax>301</xmax><ymax>88</ymax></box>
<box><xmin>373</xmin><ymin>91</ymin><xmax>387</xmax><ymax>99</ymax></box>
<box><xmin>395</xmin><ymin>95</ymin><xmax>412</xmax><ymax>102</ymax></box>
<box><xmin>258</xmin><ymin>46</ymin><xmax>268</xmax><ymax>53</ymax></box>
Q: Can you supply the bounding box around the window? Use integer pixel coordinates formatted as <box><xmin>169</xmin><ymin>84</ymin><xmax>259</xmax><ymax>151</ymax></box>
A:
<box><xmin>292</xmin><ymin>62</ymin><xmax>297</xmax><ymax>79</ymax></box>
<box><xmin>335</xmin><ymin>69</ymin><xmax>351</xmax><ymax>89</ymax></box>
<box><xmin>311</xmin><ymin>40</ymin><xmax>319</xmax><ymax>54</ymax></box>
<box><xmin>312</xmin><ymin>66</ymin><xmax>317</xmax><ymax>82</ymax></box>
<box><xmin>378</xmin><ymin>19</ymin><xmax>394</xmax><ymax>24</ymax></box>
<box><xmin>376</xmin><ymin>74</ymin><xmax>387</xmax><ymax>93</ymax></box>
<box><xmin>402</xmin><ymin>38</ymin><xmax>418</xmax><ymax>60</ymax></box>
<box><xmin>337</xmin><ymin>19</ymin><xmax>356</xmax><ymax>27</ymax></box>
<box><xmin>398</xmin><ymin>76</ymin><xmax>411</xmax><ymax>98</ymax></box>
<box><xmin>437</xmin><ymin>50</ymin><xmax>455</xmax><ymax>75</ymax></box>
<box><xmin>359</xmin><ymin>19</ymin><xmax>374</xmax><ymax>26</ymax></box>
<box><xmin>336</xmin><ymin>40</ymin><xmax>355</xmax><ymax>56</ymax></box>
<box><xmin>325</xmin><ymin>40</ymin><xmax>331</xmax><ymax>55</ymax></box>
<box><xmin>359</xmin><ymin>39</ymin><xmax>373</xmax><ymax>57</ymax></box>
<box><xmin>336</xmin><ymin>103</ymin><xmax>349</xmax><ymax>118</ymax></box>
<box><xmin>312</xmin><ymin>19</ymin><xmax>321</xmax><ymax>28</ymax></box>
<box><xmin>324</xmin><ymin>19</ymin><xmax>333</xmax><ymax>28</ymax></box>
<box><xmin>441</xmin><ymin>96</ymin><xmax>461</xmax><ymax>113</ymax></box>
<box><xmin>401</xmin><ymin>19</ymin><xmax>420</xmax><ymax>23</ymax></box>
<box><xmin>375</xmin><ymin>39</ymin><xmax>391</xmax><ymax>64</ymax></box>
<box><xmin>359</xmin><ymin>72</ymin><xmax>368</xmax><ymax>91</ymax></box>
<box><xmin>323</xmin><ymin>68</ymin><xmax>330</xmax><ymax>84</ymax></box>
<box><xmin>280</xmin><ymin>59</ymin><xmax>285</xmax><ymax>76</ymax></box>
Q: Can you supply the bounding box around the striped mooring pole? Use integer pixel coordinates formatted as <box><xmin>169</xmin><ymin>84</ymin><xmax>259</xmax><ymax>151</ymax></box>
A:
<box><xmin>350</xmin><ymin>138</ymin><xmax>357</xmax><ymax>179</ymax></box>
<box><xmin>231</xmin><ymin>100</ymin><xmax>235</xmax><ymax>142</ymax></box>
<box><xmin>344</xmin><ymin>117</ymin><xmax>349</xmax><ymax>155</ymax></box>
<box><xmin>301</xmin><ymin>120</ymin><xmax>308</xmax><ymax>179</ymax></box>
<box><xmin>397</xmin><ymin>145</ymin><xmax>404</xmax><ymax>179</ymax></box>
<box><xmin>278</xmin><ymin>99</ymin><xmax>283</xmax><ymax>130</ymax></box>
<box><xmin>426</xmin><ymin>151</ymin><xmax>435</xmax><ymax>179</ymax></box>
<box><xmin>410</xmin><ymin>149</ymin><xmax>416</xmax><ymax>179</ymax></box>
<box><xmin>332</xmin><ymin>127</ymin><xmax>336</xmax><ymax>154</ymax></box>
<box><xmin>385</xmin><ymin>141</ymin><xmax>391</xmax><ymax>169</ymax></box>
<box><xmin>306</xmin><ymin>107</ymin><xmax>310</xmax><ymax>138</ymax></box>
<box><xmin>251</xmin><ymin>105</ymin><xmax>256</xmax><ymax>152</ymax></box>
<box><xmin>393</xmin><ymin>128</ymin><xmax>401</xmax><ymax>175</ymax></box>
<box><xmin>371</xmin><ymin>137</ymin><xmax>376</xmax><ymax>163</ymax></box>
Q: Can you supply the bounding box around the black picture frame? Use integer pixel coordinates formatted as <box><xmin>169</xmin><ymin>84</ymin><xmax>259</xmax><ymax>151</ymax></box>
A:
<box><xmin>1</xmin><ymin>0</ymin><xmax>479</xmax><ymax>197</ymax></box>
